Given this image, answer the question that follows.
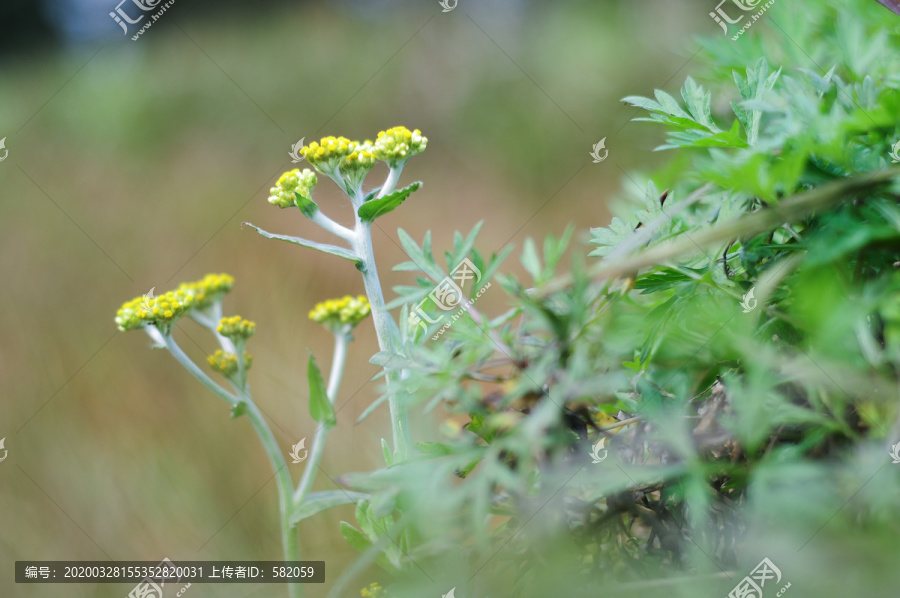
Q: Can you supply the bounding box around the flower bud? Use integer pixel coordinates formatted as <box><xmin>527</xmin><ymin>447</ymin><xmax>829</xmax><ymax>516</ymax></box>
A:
<box><xmin>207</xmin><ymin>349</ymin><xmax>253</xmax><ymax>377</ymax></box>
<box><xmin>268</xmin><ymin>169</ymin><xmax>318</xmax><ymax>210</ymax></box>
<box><xmin>217</xmin><ymin>315</ymin><xmax>256</xmax><ymax>340</ymax></box>
<box><xmin>372</xmin><ymin>126</ymin><xmax>427</xmax><ymax>167</ymax></box>
<box><xmin>309</xmin><ymin>295</ymin><xmax>371</xmax><ymax>333</ymax></box>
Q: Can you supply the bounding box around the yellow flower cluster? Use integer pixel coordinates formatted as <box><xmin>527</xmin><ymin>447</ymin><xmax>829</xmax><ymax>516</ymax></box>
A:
<box><xmin>309</xmin><ymin>295</ymin><xmax>371</xmax><ymax>329</ymax></box>
<box><xmin>339</xmin><ymin>142</ymin><xmax>377</xmax><ymax>175</ymax></box>
<box><xmin>301</xmin><ymin>136</ymin><xmax>360</xmax><ymax>170</ymax></box>
<box><xmin>268</xmin><ymin>168</ymin><xmax>318</xmax><ymax>209</ymax></box>
<box><xmin>178</xmin><ymin>273</ymin><xmax>235</xmax><ymax>310</ymax></box>
<box><xmin>207</xmin><ymin>349</ymin><xmax>253</xmax><ymax>377</ymax></box>
<box><xmin>372</xmin><ymin>126</ymin><xmax>427</xmax><ymax>166</ymax></box>
<box><xmin>217</xmin><ymin>316</ymin><xmax>256</xmax><ymax>340</ymax></box>
<box><xmin>115</xmin><ymin>290</ymin><xmax>195</xmax><ymax>332</ymax></box>
<box><xmin>360</xmin><ymin>582</ymin><xmax>388</xmax><ymax>597</ymax></box>
<box><xmin>115</xmin><ymin>274</ymin><xmax>235</xmax><ymax>332</ymax></box>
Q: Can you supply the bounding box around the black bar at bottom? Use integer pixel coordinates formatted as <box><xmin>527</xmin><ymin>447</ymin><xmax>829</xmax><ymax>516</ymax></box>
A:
<box><xmin>15</xmin><ymin>561</ymin><xmax>325</xmax><ymax>583</ymax></box>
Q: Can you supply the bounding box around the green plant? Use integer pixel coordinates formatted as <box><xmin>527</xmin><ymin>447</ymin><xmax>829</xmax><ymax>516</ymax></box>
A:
<box><xmin>115</xmin><ymin>128</ymin><xmax>429</xmax><ymax>598</ymax></box>
<box><xmin>320</xmin><ymin>1</ymin><xmax>900</xmax><ymax>597</ymax></box>
<box><xmin>114</xmin><ymin>1</ymin><xmax>900</xmax><ymax>596</ymax></box>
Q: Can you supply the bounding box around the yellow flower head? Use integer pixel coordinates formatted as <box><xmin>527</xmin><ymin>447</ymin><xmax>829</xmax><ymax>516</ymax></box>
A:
<box><xmin>115</xmin><ymin>289</ymin><xmax>195</xmax><ymax>332</ymax></box>
<box><xmin>268</xmin><ymin>168</ymin><xmax>318</xmax><ymax>209</ymax></box>
<box><xmin>177</xmin><ymin>273</ymin><xmax>235</xmax><ymax>310</ymax></box>
<box><xmin>217</xmin><ymin>315</ymin><xmax>256</xmax><ymax>340</ymax></box>
<box><xmin>335</xmin><ymin>141</ymin><xmax>378</xmax><ymax>194</ymax></box>
<box><xmin>309</xmin><ymin>295</ymin><xmax>371</xmax><ymax>332</ymax></box>
<box><xmin>360</xmin><ymin>582</ymin><xmax>387</xmax><ymax>597</ymax></box>
<box><xmin>208</xmin><ymin>349</ymin><xmax>253</xmax><ymax>377</ymax></box>
<box><xmin>372</xmin><ymin>126</ymin><xmax>427</xmax><ymax>167</ymax></box>
<box><xmin>301</xmin><ymin>136</ymin><xmax>360</xmax><ymax>171</ymax></box>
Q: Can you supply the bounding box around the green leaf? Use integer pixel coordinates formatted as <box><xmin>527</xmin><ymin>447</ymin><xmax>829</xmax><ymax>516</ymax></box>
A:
<box><xmin>396</xmin><ymin>228</ymin><xmax>445</xmax><ymax>282</ymax></box>
<box><xmin>356</xmin><ymin>391</ymin><xmax>392</xmax><ymax>424</ymax></box>
<box><xmin>307</xmin><ymin>352</ymin><xmax>335</xmax><ymax>429</ymax></box>
<box><xmin>290</xmin><ymin>491</ymin><xmax>368</xmax><ymax>526</ymax></box>
<box><xmin>681</xmin><ymin>76</ymin><xmax>720</xmax><ymax>132</ymax></box>
<box><xmin>230</xmin><ymin>402</ymin><xmax>247</xmax><ymax>419</ymax></box>
<box><xmin>521</xmin><ymin>238</ymin><xmax>542</xmax><ymax>282</ymax></box>
<box><xmin>358</xmin><ymin>182</ymin><xmax>421</xmax><ymax>222</ymax></box>
<box><xmin>339</xmin><ymin>521</ymin><xmax>373</xmax><ymax>552</ymax></box>
<box><xmin>654</xmin><ymin>89</ymin><xmax>691</xmax><ymax>119</ymax></box>
<box><xmin>293</xmin><ymin>192</ymin><xmax>318</xmax><ymax>218</ymax></box>
<box><xmin>415</xmin><ymin>442</ymin><xmax>456</xmax><ymax>457</ymax></box>
<box><xmin>244</xmin><ymin>223</ymin><xmax>361</xmax><ymax>267</ymax></box>
<box><xmin>381</xmin><ymin>438</ymin><xmax>392</xmax><ymax>466</ymax></box>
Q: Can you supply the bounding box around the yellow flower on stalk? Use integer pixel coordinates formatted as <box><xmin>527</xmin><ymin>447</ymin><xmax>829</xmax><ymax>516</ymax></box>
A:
<box><xmin>301</xmin><ymin>136</ymin><xmax>360</xmax><ymax>171</ymax></box>
<box><xmin>217</xmin><ymin>315</ymin><xmax>256</xmax><ymax>340</ymax></box>
<box><xmin>268</xmin><ymin>168</ymin><xmax>318</xmax><ymax>209</ymax></box>
<box><xmin>115</xmin><ymin>290</ymin><xmax>195</xmax><ymax>332</ymax></box>
<box><xmin>309</xmin><ymin>295</ymin><xmax>371</xmax><ymax>332</ymax></box>
<box><xmin>177</xmin><ymin>273</ymin><xmax>235</xmax><ymax>310</ymax></box>
<box><xmin>372</xmin><ymin>126</ymin><xmax>427</xmax><ymax>167</ymax></box>
<box><xmin>208</xmin><ymin>349</ymin><xmax>253</xmax><ymax>377</ymax></box>
<box><xmin>339</xmin><ymin>142</ymin><xmax>378</xmax><ymax>191</ymax></box>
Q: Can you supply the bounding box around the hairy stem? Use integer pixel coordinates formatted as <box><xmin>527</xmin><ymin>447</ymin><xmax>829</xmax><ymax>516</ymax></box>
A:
<box><xmin>242</xmin><ymin>399</ymin><xmax>302</xmax><ymax>598</ymax></box>
<box><xmin>376</xmin><ymin>164</ymin><xmax>404</xmax><ymax>199</ymax></box>
<box><xmin>353</xmin><ymin>219</ymin><xmax>411</xmax><ymax>462</ymax></box>
<box><xmin>161</xmin><ymin>331</ymin><xmax>301</xmax><ymax>598</ymax></box>
<box><xmin>161</xmin><ymin>332</ymin><xmax>237</xmax><ymax>406</ymax></box>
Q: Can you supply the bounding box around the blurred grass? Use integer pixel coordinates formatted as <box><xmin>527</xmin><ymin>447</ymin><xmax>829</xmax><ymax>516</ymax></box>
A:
<box><xmin>0</xmin><ymin>0</ymin><xmax>708</xmax><ymax>595</ymax></box>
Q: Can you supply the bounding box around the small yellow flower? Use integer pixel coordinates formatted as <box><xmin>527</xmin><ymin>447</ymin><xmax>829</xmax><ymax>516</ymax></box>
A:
<box><xmin>268</xmin><ymin>169</ymin><xmax>318</xmax><ymax>209</ymax></box>
<box><xmin>360</xmin><ymin>582</ymin><xmax>387</xmax><ymax>597</ymax></box>
<box><xmin>208</xmin><ymin>349</ymin><xmax>253</xmax><ymax>377</ymax></box>
<box><xmin>339</xmin><ymin>142</ymin><xmax>378</xmax><ymax>191</ymax></box>
<box><xmin>115</xmin><ymin>290</ymin><xmax>195</xmax><ymax>332</ymax></box>
<box><xmin>372</xmin><ymin>126</ymin><xmax>427</xmax><ymax>167</ymax></box>
<box><xmin>217</xmin><ymin>316</ymin><xmax>256</xmax><ymax>340</ymax></box>
<box><xmin>178</xmin><ymin>273</ymin><xmax>235</xmax><ymax>310</ymax></box>
<box><xmin>309</xmin><ymin>295</ymin><xmax>371</xmax><ymax>332</ymax></box>
<box><xmin>301</xmin><ymin>136</ymin><xmax>360</xmax><ymax>171</ymax></box>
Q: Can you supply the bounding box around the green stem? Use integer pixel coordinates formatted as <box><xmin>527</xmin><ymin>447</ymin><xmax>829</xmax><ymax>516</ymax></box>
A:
<box><xmin>160</xmin><ymin>332</ymin><xmax>237</xmax><ymax>406</ymax></box>
<box><xmin>376</xmin><ymin>164</ymin><xmax>404</xmax><ymax>199</ymax></box>
<box><xmin>161</xmin><ymin>330</ymin><xmax>301</xmax><ymax>598</ymax></box>
<box><xmin>353</xmin><ymin>219</ymin><xmax>411</xmax><ymax>462</ymax></box>
<box><xmin>293</xmin><ymin>332</ymin><xmax>350</xmax><ymax>506</ymax></box>
<box><xmin>243</xmin><ymin>400</ymin><xmax>302</xmax><ymax>598</ymax></box>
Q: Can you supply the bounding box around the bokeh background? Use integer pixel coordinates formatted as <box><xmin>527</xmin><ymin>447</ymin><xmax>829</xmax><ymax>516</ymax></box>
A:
<box><xmin>0</xmin><ymin>0</ymin><xmax>718</xmax><ymax>595</ymax></box>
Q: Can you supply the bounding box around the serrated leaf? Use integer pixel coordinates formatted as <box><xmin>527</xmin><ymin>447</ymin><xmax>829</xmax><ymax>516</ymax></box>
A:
<box><xmin>307</xmin><ymin>352</ymin><xmax>335</xmax><ymax>429</ymax></box>
<box><xmin>623</xmin><ymin>95</ymin><xmax>663</xmax><ymax>112</ymax></box>
<box><xmin>681</xmin><ymin>76</ymin><xmax>720</xmax><ymax>132</ymax></box>
<box><xmin>290</xmin><ymin>491</ymin><xmax>368</xmax><ymax>526</ymax></box>
<box><xmin>358</xmin><ymin>182</ymin><xmax>421</xmax><ymax>222</ymax></box>
<box><xmin>654</xmin><ymin>89</ymin><xmax>691</xmax><ymax>119</ymax></box>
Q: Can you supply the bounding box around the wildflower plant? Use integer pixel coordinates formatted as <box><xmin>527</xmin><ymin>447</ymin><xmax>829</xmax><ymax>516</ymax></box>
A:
<box><xmin>115</xmin><ymin>1</ymin><xmax>900</xmax><ymax>596</ymax></box>
<box><xmin>116</xmin><ymin>127</ymin><xmax>435</xmax><ymax>597</ymax></box>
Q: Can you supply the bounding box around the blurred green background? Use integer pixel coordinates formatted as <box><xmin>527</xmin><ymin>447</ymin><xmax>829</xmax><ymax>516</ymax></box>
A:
<box><xmin>0</xmin><ymin>0</ymin><xmax>713</xmax><ymax>595</ymax></box>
